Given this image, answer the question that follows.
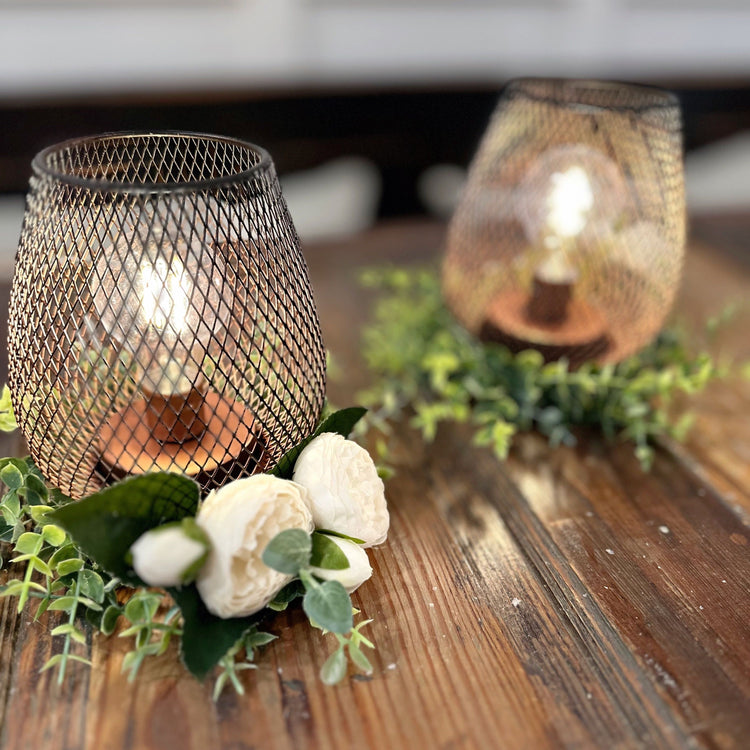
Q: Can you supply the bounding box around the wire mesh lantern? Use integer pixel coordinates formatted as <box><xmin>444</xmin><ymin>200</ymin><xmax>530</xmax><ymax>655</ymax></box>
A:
<box><xmin>443</xmin><ymin>78</ymin><xmax>685</xmax><ymax>365</ymax></box>
<box><xmin>8</xmin><ymin>132</ymin><xmax>327</xmax><ymax>499</ymax></box>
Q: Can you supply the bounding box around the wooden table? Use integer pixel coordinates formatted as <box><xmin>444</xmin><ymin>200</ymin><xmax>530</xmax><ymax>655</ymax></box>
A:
<box><xmin>1</xmin><ymin>218</ymin><xmax>749</xmax><ymax>750</ymax></box>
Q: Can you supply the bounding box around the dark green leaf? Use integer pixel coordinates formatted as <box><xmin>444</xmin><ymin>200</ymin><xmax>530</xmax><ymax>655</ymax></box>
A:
<box><xmin>266</xmin><ymin>579</ymin><xmax>304</xmax><ymax>611</ymax></box>
<box><xmin>310</xmin><ymin>532</ymin><xmax>350</xmax><ymax>571</ymax></box>
<box><xmin>49</xmin><ymin>473</ymin><xmax>200</xmax><ymax>584</ymax></box>
<box><xmin>22</xmin><ymin>489</ymin><xmax>43</xmax><ymax>506</ymax></box>
<box><xmin>303</xmin><ymin>580</ymin><xmax>353</xmax><ymax>634</ymax></box>
<box><xmin>269</xmin><ymin>407</ymin><xmax>367</xmax><ymax>478</ymax></box>
<box><xmin>316</xmin><ymin>529</ymin><xmax>366</xmax><ymax>546</ymax></box>
<box><xmin>262</xmin><ymin>529</ymin><xmax>312</xmax><ymax>575</ymax></box>
<box><xmin>25</xmin><ymin>474</ymin><xmax>49</xmax><ymax>500</ymax></box>
<box><xmin>170</xmin><ymin>585</ymin><xmax>263</xmax><ymax>681</ymax></box>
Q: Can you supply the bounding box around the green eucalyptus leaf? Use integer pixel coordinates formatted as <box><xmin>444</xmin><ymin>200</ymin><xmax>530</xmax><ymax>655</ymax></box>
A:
<box><xmin>50</xmin><ymin>623</ymin><xmax>87</xmax><ymax>644</ymax></box>
<box><xmin>269</xmin><ymin>406</ymin><xmax>367</xmax><ymax>478</ymax></box>
<box><xmin>303</xmin><ymin>580</ymin><xmax>353</xmax><ymax>634</ymax></box>
<box><xmin>48</xmin><ymin>596</ymin><xmax>78</xmax><ymax>612</ymax></box>
<box><xmin>0</xmin><ymin>465</ymin><xmax>23</xmax><ymax>491</ymax></box>
<box><xmin>262</xmin><ymin>529</ymin><xmax>312</xmax><ymax>575</ymax></box>
<box><xmin>49</xmin><ymin>473</ymin><xmax>200</xmax><ymax>584</ymax></box>
<box><xmin>29</xmin><ymin>505</ymin><xmax>54</xmax><ymax>524</ymax></box>
<box><xmin>55</xmin><ymin>558</ymin><xmax>85</xmax><ymax>576</ymax></box>
<box><xmin>100</xmin><ymin>605</ymin><xmax>122</xmax><ymax>636</ymax></box>
<box><xmin>310</xmin><ymin>532</ymin><xmax>350</xmax><ymax>571</ymax></box>
<box><xmin>246</xmin><ymin>630</ymin><xmax>277</xmax><ymax>651</ymax></box>
<box><xmin>124</xmin><ymin>593</ymin><xmax>160</xmax><ymax>623</ymax></box>
<box><xmin>320</xmin><ymin>647</ymin><xmax>347</xmax><ymax>686</ymax></box>
<box><xmin>78</xmin><ymin>569</ymin><xmax>105</xmax><ymax>604</ymax></box>
<box><xmin>41</xmin><ymin>524</ymin><xmax>67</xmax><ymax>547</ymax></box>
<box><xmin>348</xmin><ymin>642</ymin><xmax>373</xmax><ymax>673</ymax></box>
<box><xmin>14</xmin><ymin>532</ymin><xmax>42</xmax><ymax>555</ymax></box>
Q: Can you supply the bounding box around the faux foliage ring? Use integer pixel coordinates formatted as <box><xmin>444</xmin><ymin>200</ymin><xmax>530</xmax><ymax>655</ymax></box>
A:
<box><xmin>0</xmin><ymin>403</ymin><xmax>390</xmax><ymax>697</ymax></box>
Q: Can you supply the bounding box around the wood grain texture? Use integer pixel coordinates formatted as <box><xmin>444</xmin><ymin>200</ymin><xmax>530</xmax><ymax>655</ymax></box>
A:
<box><xmin>0</xmin><ymin>217</ymin><xmax>749</xmax><ymax>749</ymax></box>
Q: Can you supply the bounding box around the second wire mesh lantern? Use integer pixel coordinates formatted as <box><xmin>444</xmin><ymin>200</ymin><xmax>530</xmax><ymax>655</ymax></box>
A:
<box><xmin>9</xmin><ymin>132</ymin><xmax>327</xmax><ymax>499</ymax></box>
<box><xmin>443</xmin><ymin>78</ymin><xmax>685</xmax><ymax>365</ymax></box>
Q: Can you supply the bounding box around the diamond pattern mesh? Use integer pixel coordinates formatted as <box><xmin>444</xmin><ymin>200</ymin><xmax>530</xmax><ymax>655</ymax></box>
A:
<box><xmin>8</xmin><ymin>133</ymin><xmax>326</xmax><ymax>499</ymax></box>
<box><xmin>443</xmin><ymin>79</ymin><xmax>685</xmax><ymax>365</ymax></box>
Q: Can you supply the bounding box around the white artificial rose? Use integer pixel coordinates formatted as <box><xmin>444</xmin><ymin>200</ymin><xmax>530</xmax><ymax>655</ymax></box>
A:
<box><xmin>310</xmin><ymin>535</ymin><xmax>373</xmax><ymax>593</ymax></box>
<box><xmin>292</xmin><ymin>432</ymin><xmax>389</xmax><ymax>547</ymax></box>
<box><xmin>130</xmin><ymin>521</ymin><xmax>210</xmax><ymax>588</ymax></box>
<box><xmin>195</xmin><ymin>474</ymin><xmax>314</xmax><ymax>618</ymax></box>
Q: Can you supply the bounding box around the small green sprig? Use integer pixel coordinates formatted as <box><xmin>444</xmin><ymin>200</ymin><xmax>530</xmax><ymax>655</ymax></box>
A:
<box><xmin>262</xmin><ymin>529</ymin><xmax>376</xmax><ymax>684</ymax></box>
<box><xmin>359</xmin><ymin>266</ymin><xmax>726</xmax><ymax>470</ymax></box>
<box><xmin>213</xmin><ymin>626</ymin><xmax>277</xmax><ymax>701</ymax></box>
<box><xmin>0</xmin><ymin>457</ymin><xmax>114</xmax><ymax>683</ymax></box>
<box><xmin>118</xmin><ymin>592</ymin><xmax>182</xmax><ymax>680</ymax></box>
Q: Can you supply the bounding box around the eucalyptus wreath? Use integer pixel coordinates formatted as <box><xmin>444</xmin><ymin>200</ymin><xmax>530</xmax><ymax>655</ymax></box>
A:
<box><xmin>358</xmin><ymin>267</ymin><xmax>730</xmax><ymax>470</ymax></box>
<box><xmin>0</xmin><ymin>394</ymin><xmax>382</xmax><ymax>699</ymax></box>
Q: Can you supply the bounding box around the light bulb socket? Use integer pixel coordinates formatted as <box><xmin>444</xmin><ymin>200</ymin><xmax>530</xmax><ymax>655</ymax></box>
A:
<box><xmin>526</xmin><ymin>272</ymin><xmax>578</xmax><ymax>325</ymax></box>
<box><xmin>142</xmin><ymin>386</ymin><xmax>208</xmax><ymax>444</ymax></box>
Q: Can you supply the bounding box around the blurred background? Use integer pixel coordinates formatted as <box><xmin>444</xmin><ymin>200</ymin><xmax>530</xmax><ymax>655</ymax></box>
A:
<box><xmin>1</xmin><ymin>0</ymin><xmax>750</xmax><ymax>268</ymax></box>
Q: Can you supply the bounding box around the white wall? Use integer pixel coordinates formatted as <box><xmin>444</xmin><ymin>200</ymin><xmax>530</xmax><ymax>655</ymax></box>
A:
<box><xmin>1</xmin><ymin>0</ymin><xmax>749</xmax><ymax>99</ymax></box>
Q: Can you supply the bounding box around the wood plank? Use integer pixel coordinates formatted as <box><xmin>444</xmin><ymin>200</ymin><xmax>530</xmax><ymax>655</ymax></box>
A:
<box><xmin>503</xmin><ymin>431</ymin><xmax>750</xmax><ymax>750</ymax></box>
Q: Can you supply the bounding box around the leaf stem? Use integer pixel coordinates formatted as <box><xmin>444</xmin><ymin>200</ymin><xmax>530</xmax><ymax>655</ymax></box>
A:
<box><xmin>58</xmin><ymin>551</ymin><xmax>83</xmax><ymax>686</ymax></box>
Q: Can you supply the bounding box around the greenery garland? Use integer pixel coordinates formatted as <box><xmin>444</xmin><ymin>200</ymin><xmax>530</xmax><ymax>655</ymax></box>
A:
<box><xmin>358</xmin><ymin>266</ymin><xmax>727</xmax><ymax>470</ymax></box>
<box><xmin>0</xmin><ymin>397</ymin><xmax>379</xmax><ymax>697</ymax></box>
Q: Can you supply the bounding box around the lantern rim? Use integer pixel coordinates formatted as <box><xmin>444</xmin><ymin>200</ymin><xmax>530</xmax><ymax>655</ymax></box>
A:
<box><xmin>504</xmin><ymin>77</ymin><xmax>679</xmax><ymax>117</ymax></box>
<box><xmin>31</xmin><ymin>131</ymin><xmax>273</xmax><ymax>194</ymax></box>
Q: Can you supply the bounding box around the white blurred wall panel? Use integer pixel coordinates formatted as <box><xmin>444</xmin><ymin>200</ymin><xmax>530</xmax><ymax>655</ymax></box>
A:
<box><xmin>0</xmin><ymin>0</ymin><xmax>749</xmax><ymax>98</ymax></box>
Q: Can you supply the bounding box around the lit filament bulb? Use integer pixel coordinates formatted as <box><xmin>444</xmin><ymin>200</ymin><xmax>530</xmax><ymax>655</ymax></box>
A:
<box><xmin>538</xmin><ymin>166</ymin><xmax>592</xmax><ymax>283</ymax></box>
<box><xmin>137</xmin><ymin>255</ymin><xmax>197</xmax><ymax>395</ymax></box>
<box><xmin>140</xmin><ymin>256</ymin><xmax>189</xmax><ymax>340</ymax></box>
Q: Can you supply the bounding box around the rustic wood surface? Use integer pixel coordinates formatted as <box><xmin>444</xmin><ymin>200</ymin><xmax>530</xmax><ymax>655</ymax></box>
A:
<box><xmin>0</xmin><ymin>217</ymin><xmax>749</xmax><ymax>750</ymax></box>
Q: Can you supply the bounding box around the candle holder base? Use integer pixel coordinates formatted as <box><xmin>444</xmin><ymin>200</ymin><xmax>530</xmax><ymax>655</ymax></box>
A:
<box><xmin>96</xmin><ymin>391</ymin><xmax>270</xmax><ymax>489</ymax></box>
<box><xmin>480</xmin><ymin>290</ymin><xmax>610</xmax><ymax>366</ymax></box>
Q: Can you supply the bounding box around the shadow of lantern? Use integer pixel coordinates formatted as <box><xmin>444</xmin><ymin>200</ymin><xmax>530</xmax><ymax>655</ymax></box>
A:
<box><xmin>8</xmin><ymin>132</ymin><xmax>326</xmax><ymax>499</ymax></box>
<box><xmin>443</xmin><ymin>78</ymin><xmax>685</xmax><ymax>367</ymax></box>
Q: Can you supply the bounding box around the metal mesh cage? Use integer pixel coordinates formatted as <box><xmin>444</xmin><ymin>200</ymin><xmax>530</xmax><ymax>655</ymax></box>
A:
<box><xmin>8</xmin><ymin>132</ymin><xmax>327</xmax><ymax>499</ymax></box>
<box><xmin>443</xmin><ymin>78</ymin><xmax>685</xmax><ymax>365</ymax></box>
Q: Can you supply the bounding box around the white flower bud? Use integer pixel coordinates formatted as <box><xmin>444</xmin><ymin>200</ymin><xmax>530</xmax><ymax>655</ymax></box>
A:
<box><xmin>310</xmin><ymin>535</ymin><xmax>373</xmax><ymax>593</ymax></box>
<box><xmin>196</xmin><ymin>474</ymin><xmax>314</xmax><ymax>619</ymax></box>
<box><xmin>130</xmin><ymin>521</ymin><xmax>209</xmax><ymax>588</ymax></box>
<box><xmin>293</xmin><ymin>433</ymin><xmax>389</xmax><ymax>547</ymax></box>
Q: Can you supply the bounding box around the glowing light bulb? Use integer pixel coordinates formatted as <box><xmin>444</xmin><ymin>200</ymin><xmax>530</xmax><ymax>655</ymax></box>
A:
<box><xmin>545</xmin><ymin>166</ymin><xmax>593</xmax><ymax>242</ymax></box>
<box><xmin>533</xmin><ymin>166</ymin><xmax>592</xmax><ymax>283</ymax></box>
<box><xmin>139</xmin><ymin>256</ymin><xmax>190</xmax><ymax>336</ymax></box>
<box><xmin>93</xmin><ymin>209</ymin><xmax>232</xmax><ymax>397</ymax></box>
